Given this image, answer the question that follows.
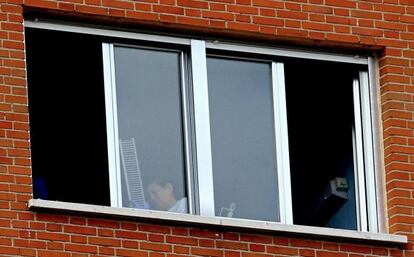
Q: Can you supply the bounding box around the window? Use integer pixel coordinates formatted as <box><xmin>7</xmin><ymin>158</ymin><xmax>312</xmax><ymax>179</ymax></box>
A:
<box><xmin>26</xmin><ymin>21</ymin><xmax>380</xmax><ymax>233</ymax></box>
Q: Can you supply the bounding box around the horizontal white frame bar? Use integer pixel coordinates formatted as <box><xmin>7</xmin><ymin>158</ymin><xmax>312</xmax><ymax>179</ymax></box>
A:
<box><xmin>28</xmin><ymin>199</ymin><xmax>407</xmax><ymax>245</ymax></box>
<box><xmin>25</xmin><ymin>21</ymin><xmax>368</xmax><ymax>65</ymax></box>
<box><xmin>205</xmin><ymin>42</ymin><xmax>368</xmax><ymax>65</ymax></box>
<box><xmin>25</xmin><ymin>20</ymin><xmax>190</xmax><ymax>45</ymax></box>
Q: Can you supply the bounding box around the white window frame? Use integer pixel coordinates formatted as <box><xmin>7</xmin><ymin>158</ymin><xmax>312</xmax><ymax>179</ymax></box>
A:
<box><xmin>25</xmin><ymin>20</ymin><xmax>380</xmax><ymax>233</ymax></box>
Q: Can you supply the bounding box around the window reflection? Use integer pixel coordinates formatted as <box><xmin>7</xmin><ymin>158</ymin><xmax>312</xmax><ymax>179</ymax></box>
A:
<box><xmin>114</xmin><ymin>46</ymin><xmax>188</xmax><ymax>214</ymax></box>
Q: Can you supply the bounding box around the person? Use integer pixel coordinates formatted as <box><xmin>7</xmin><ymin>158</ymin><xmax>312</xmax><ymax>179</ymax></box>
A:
<box><xmin>146</xmin><ymin>178</ymin><xmax>188</xmax><ymax>213</ymax></box>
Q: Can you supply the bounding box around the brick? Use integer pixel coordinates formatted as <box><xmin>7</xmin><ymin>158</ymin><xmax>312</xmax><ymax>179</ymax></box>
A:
<box><xmin>190</xmin><ymin>229</ymin><xmax>220</xmax><ymax>239</ymax></box>
<box><xmin>240</xmin><ymin>235</ymin><xmax>272</xmax><ymax>244</ymax></box>
<box><xmin>116</xmin><ymin>230</ymin><xmax>147</xmax><ymax>240</ymax></box>
<box><xmin>75</xmin><ymin>5</ymin><xmax>108</xmax><ymax>15</ymax></box>
<box><xmin>253</xmin><ymin>0</ymin><xmax>282</xmax><ymax>8</ymax></box>
<box><xmin>241</xmin><ymin>253</ymin><xmax>272</xmax><ymax>257</ymax></box>
<box><xmin>88</xmin><ymin>219</ymin><xmax>119</xmax><ymax>229</ymax></box>
<box><xmin>0</xmin><ymin>246</ymin><xmax>19</xmax><ymax>255</ymax></box>
<box><xmin>14</xmin><ymin>239</ymin><xmax>46</xmax><ymax>249</ymax></box>
<box><xmin>325</xmin><ymin>0</ymin><xmax>356</xmax><ymax>8</ymax></box>
<box><xmin>24</xmin><ymin>0</ymin><xmax>58</xmax><ymax>9</ymax></box>
<box><xmin>8</xmin><ymin>166</ymin><xmax>30</xmax><ymax>175</ymax></box>
<box><xmin>70</xmin><ymin>235</ymin><xmax>87</xmax><ymax>244</ymax></box>
<box><xmin>259</xmin><ymin>8</ymin><xmax>275</xmax><ymax>17</ymax></box>
<box><xmin>99</xmin><ymin>246</ymin><xmax>116</xmax><ymax>255</ymax></box>
<box><xmin>36</xmin><ymin>214</ymin><xmax>68</xmax><ymax>223</ymax></box>
<box><xmin>317</xmin><ymin>251</ymin><xmax>347</xmax><ymax>257</ymax></box>
<box><xmin>186</xmin><ymin>9</ymin><xmax>201</xmax><ymax>17</ymax></box>
<box><xmin>376</xmin><ymin>21</ymin><xmax>405</xmax><ymax>31</ymax></box>
<box><xmin>89</xmin><ymin>237</ymin><xmax>121</xmax><ymax>247</ymax></box>
<box><xmin>138</xmin><ymin>226</ymin><xmax>170</xmax><ymax>235</ymax></box>
<box><xmin>98</xmin><ymin>228</ymin><xmax>114</xmax><ymax>237</ymax></box>
<box><xmin>166</xmin><ymin>235</ymin><xmax>198</xmax><ymax>245</ymax></box>
<box><xmin>216</xmin><ymin>241</ymin><xmax>248</xmax><ymax>250</ymax></box>
<box><xmin>253</xmin><ymin>16</ymin><xmax>283</xmax><ymax>26</ymax></box>
<box><xmin>334</xmin><ymin>28</ymin><xmax>354</xmax><ymax>37</ymax></box>
<box><xmin>116</xmin><ymin>249</ymin><xmax>148</xmax><ymax>257</ymax></box>
<box><xmin>249</xmin><ymin>244</ymin><xmax>265</xmax><ymax>252</ymax></box>
<box><xmin>199</xmin><ymin>239</ymin><xmax>214</xmax><ymax>247</ymax></box>
<box><xmin>102</xmin><ymin>0</ymin><xmax>134</xmax><ymax>9</ymax></box>
<box><xmin>64</xmin><ymin>225</ymin><xmax>97</xmax><ymax>235</ymax></box>
<box><xmin>227</xmin><ymin>22</ymin><xmax>259</xmax><ymax>32</ymax></box>
<box><xmin>153</xmin><ymin>5</ymin><xmax>184</xmax><ymax>15</ymax></box>
<box><xmin>126</xmin><ymin>11</ymin><xmax>158</xmax><ymax>21</ymax></box>
<box><xmin>227</xmin><ymin>5</ymin><xmax>258</xmax><ymax>14</ymax></box>
<box><xmin>141</xmin><ymin>242</ymin><xmax>172</xmax><ymax>252</ymax></box>
<box><xmin>38</xmin><ymin>250</ymin><xmax>70</xmax><ymax>257</ymax></box>
<box><xmin>1</xmin><ymin>22</ymin><xmax>23</xmax><ymax>32</ymax></box>
<box><xmin>267</xmin><ymin>246</ymin><xmax>299</xmax><ymax>255</ymax></box>
<box><xmin>202</xmin><ymin>11</ymin><xmax>234</xmax><ymax>20</ymax></box>
<box><xmin>277</xmin><ymin>10</ymin><xmax>307</xmax><ymax>20</ymax></box>
<box><xmin>178</xmin><ymin>0</ymin><xmax>208</xmax><ymax>9</ymax></box>
<box><xmin>339</xmin><ymin>245</ymin><xmax>371</xmax><ymax>254</ymax></box>
<box><xmin>303</xmin><ymin>5</ymin><xmax>332</xmax><ymax>14</ymax></box>
<box><xmin>123</xmin><ymin>240</ymin><xmax>139</xmax><ymax>248</ymax></box>
<box><xmin>37</xmin><ymin>232</ymin><xmax>70</xmax><ymax>242</ymax></box>
<box><xmin>121</xmin><ymin>222</ymin><xmax>137</xmax><ymax>231</ymax></box>
<box><xmin>192</xmin><ymin>247</ymin><xmax>223</xmax><ymax>257</ymax></box>
<box><xmin>65</xmin><ymin>243</ymin><xmax>98</xmax><ymax>253</ymax></box>
<box><xmin>303</xmin><ymin>22</ymin><xmax>334</xmax><ymax>31</ymax></box>
<box><xmin>291</xmin><ymin>239</ymin><xmax>322</xmax><ymax>249</ymax></box>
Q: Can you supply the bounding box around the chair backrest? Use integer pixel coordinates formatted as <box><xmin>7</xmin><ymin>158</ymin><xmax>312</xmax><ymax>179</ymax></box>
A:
<box><xmin>119</xmin><ymin>138</ymin><xmax>146</xmax><ymax>207</ymax></box>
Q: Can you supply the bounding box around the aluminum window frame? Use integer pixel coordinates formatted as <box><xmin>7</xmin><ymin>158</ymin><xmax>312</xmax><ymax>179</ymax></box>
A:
<box><xmin>26</xmin><ymin>20</ymin><xmax>380</xmax><ymax>233</ymax></box>
<box><xmin>103</xmin><ymin>42</ymin><xmax>194</xmax><ymax>213</ymax></box>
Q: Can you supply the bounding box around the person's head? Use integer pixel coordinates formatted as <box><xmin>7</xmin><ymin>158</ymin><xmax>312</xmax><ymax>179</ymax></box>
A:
<box><xmin>146</xmin><ymin>178</ymin><xmax>177</xmax><ymax>211</ymax></box>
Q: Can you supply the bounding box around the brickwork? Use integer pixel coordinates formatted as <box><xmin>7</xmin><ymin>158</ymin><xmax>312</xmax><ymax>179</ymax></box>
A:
<box><xmin>0</xmin><ymin>0</ymin><xmax>413</xmax><ymax>256</ymax></box>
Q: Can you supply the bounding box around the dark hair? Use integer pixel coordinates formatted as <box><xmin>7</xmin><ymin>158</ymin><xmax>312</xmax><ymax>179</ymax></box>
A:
<box><xmin>149</xmin><ymin>177</ymin><xmax>178</xmax><ymax>197</ymax></box>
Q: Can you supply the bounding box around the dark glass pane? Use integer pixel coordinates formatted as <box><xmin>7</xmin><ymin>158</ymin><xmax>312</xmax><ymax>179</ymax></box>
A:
<box><xmin>26</xmin><ymin>28</ymin><xmax>110</xmax><ymax>205</ymax></box>
<box><xmin>285</xmin><ymin>58</ymin><xmax>358</xmax><ymax>230</ymax></box>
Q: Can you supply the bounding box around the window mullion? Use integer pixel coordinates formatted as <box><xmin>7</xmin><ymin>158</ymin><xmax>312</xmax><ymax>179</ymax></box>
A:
<box><xmin>272</xmin><ymin>62</ymin><xmax>293</xmax><ymax>225</ymax></box>
<box><xmin>352</xmin><ymin>78</ymin><xmax>368</xmax><ymax>232</ymax></box>
<box><xmin>102</xmin><ymin>43</ymin><xmax>123</xmax><ymax>208</ymax></box>
<box><xmin>191</xmin><ymin>40</ymin><xmax>215</xmax><ymax>217</ymax></box>
<box><xmin>180</xmin><ymin>51</ymin><xmax>195</xmax><ymax>215</ymax></box>
<box><xmin>359</xmin><ymin>71</ymin><xmax>379</xmax><ymax>233</ymax></box>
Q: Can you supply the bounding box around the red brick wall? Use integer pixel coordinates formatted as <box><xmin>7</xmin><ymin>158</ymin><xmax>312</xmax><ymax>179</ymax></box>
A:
<box><xmin>0</xmin><ymin>0</ymin><xmax>413</xmax><ymax>256</ymax></box>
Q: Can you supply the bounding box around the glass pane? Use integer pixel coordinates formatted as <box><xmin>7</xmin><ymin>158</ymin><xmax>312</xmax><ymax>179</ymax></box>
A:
<box><xmin>284</xmin><ymin>58</ymin><xmax>358</xmax><ymax>230</ymax></box>
<box><xmin>114</xmin><ymin>46</ymin><xmax>188</xmax><ymax>213</ymax></box>
<box><xmin>207</xmin><ymin>57</ymin><xmax>279</xmax><ymax>222</ymax></box>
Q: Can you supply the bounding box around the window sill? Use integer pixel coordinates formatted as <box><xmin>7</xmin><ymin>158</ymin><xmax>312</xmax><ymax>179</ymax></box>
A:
<box><xmin>28</xmin><ymin>199</ymin><xmax>406</xmax><ymax>245</ymax></box>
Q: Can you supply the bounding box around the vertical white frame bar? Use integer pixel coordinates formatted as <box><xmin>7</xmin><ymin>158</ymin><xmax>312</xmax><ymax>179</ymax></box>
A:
<box><xmin>352</xmin><ymin>78</ymin><xmax>368</xmax><ymax>232</ymax></box>
<box><xmin>368</xmin><ymin>56</ymin><xmax>386</xmax><ymax>233</ymax></box>
<box><xmin>102</xmin><ymin>43</ymin><xmax>123</xmax><ymax>208</ymax></box>
<box><xmin>180</xmin><ymin>52</ymin><xmax>194</xmax><ymax>214</ymax></box>
<box><xmin>191</xmin><ymin>40</ymin><xmax>215</xmax><ymax>216</ymax></box>
<box><xmin>352</xmin><ymin>128</ymin><xmax>361</xmax><ymax>229</ymax></box>
<box><xmin>272</xmin><ymin>62</ymin><xmax>293</xmax><ymax>225</ymax></box>
<box><xmin>359</xmin><ymin>71</ymin><xmax>379</xmax><ymax>233</ymax></box>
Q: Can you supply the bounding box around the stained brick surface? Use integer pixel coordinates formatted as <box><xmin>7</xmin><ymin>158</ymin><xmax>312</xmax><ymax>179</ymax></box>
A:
<box><xmin>0</xmin><ymin>0</ymin><xmax>413</xmax><ymax>256</ymax></box>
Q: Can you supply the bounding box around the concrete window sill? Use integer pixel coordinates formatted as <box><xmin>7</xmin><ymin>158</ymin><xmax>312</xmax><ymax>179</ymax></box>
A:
<box><xmin>28</xmin><ymin>199</ymin><xmax>407</xmax><ymax>245</ymax></box>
